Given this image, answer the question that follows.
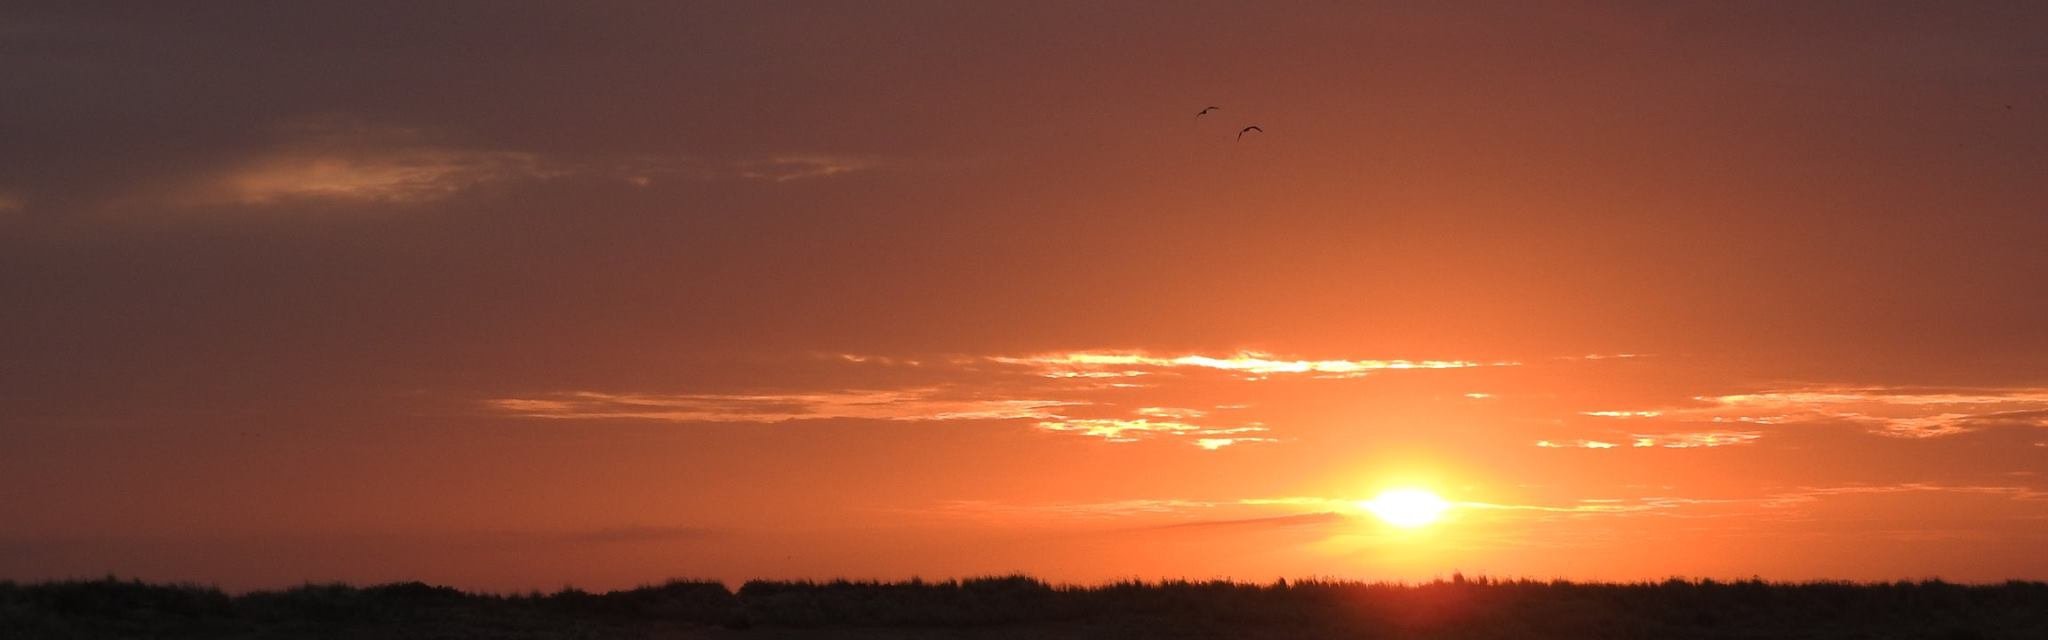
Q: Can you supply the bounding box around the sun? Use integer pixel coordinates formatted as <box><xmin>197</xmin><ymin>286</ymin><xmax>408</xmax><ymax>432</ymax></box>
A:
<box><xmin>1360</xmin><ymin>488</ymin><xmax>1451</xmax><ymax>528</ymax></box>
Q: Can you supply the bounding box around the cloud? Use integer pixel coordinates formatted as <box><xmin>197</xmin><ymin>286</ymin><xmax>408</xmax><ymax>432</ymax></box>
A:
<box><xmin>929</xmin><ymin>496</ymin><xmax>1357</xmax><ymax>526</ymax></box>
<box><xmin>1535</xmin><ymin>439</ymin><xmax>1621</xmax><ymax>449</ymax></box>
<box><xmin>0</xmin><ymin>192</ymin><xmax>22</xmax><ymax>214</ymax></box>
<box><xmin>1034</xmin><ymin>413</ymin><xmax>1273</xmax><ymax>450</ymax></box>
<box><xmin>990</xmin><ymin>351</ymin><xmax>1506</xmax><ymax>379</ymax></box>
<box><xmin>732</xmin><ymin>154</ymin><xmax>880</xmax><ymax>182</ymax></box>
<box><xmin>1536</xmin><ymin>431</ymin><xmax>1758</xmax><ymax>450</ymax></box>
<box><xmin>489</xmin><ymin>389</ymin><xmax>1079</xmax><ymax>423</ymax></box>
<box><xmin>1458</xmin><ymin>496</ymin><xmax>1736</xmax><ymax>516</ymax></box>
<box><xmin>1464</xmin><ymin>485</ymin><xmax>2048</xmax><ymax>526</ymax></box>
<box><xmin>1586</xmin><ymin>387</ymin><xmax>2048</xmax><ymax>438</ymax></box>
<box><xmin>1135</xmin><ymin>407</ymin><xmax>1206</xmax><ymax>419</ymax></box>
<box><xmin>932</xmin><ymin>499</ymin><xmax>1225</xmax><ymax>521</ymax></box>
<box><xmin>169</xmin><ymin>116</ymin><xmax>881</xmax><ymax>208</ymax></box>
<box><xmin>1194</xmin><ymin>436</ymin><xmax>1278</xmax><ymax>450</ymax></box>
<box><xmin>202</xmin><ymin>148</ymin><xmax>560</xmax><ymax>205</ymax></box>
<box><xmin>1035</xmin><ymin>417</ymin><xmax>1199</xmax><ymax>440</ymax></box>
<box><xmin>1139</xmin><ymin>512</ymin><xmax>1346</xmax><ymax>531</ymax></box>
<box><xmin>1633</xmin><ymin>431</ymin><xmax>1762</xmax><ymax>448</ymax></box>
<box><xmin>492</xmin><ymin>349</ymin><xmax>1512</xmax><ymax>447</ymax></box>
<box><xmin>1583</xmin><ymin>410</ymin><xmax>1663</xmax><ymax>418</ymax></box>
<box><xmin>1763</xmin><ymin>483</ymin><xmax>2048</xmax><ymax>507</ymax></box>
<box><xmin>492</xmin><ymin>385</ymin><xmax>1282</xmax><ymax>447</ymax></box>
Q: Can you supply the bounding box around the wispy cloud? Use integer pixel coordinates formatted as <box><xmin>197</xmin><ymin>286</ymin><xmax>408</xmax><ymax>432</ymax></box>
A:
<box><xmin>1583</xmin><ymin>410</ymin><xmax>1663</xmax><ymax>418</ymax></box>
<box><xmin>491</xmin><ymin>390</ymin><xmax>1274</xmax><ymax>450</ymax></box>
<box><xmin>1138</xmin><ymin>512</ymin><xmax>1346</xmax><ymax>531</ymax></box>
<box><xmin>1536</xmin><ymin>439</ymin><xmax>1621</xmax><ymax>449</ymax></box>
<box><xmin>1135</xmin><ymin>407</ymin><xmax>1206</xmax><ymax>419</ymax></box>
<box><xmin>1033</xmin><ymin>417</ymin><xmax>1205</xmax><ymax>440</ymax></box>
<box><xmin>1194</xmin><ymin>436</ymin><xmax>1278</xmax><ymax>450</ymax></box>
<box><xmin>990</xmin><ymin>351</ymin><xmax>1506</xmax><ymax>379</ymax></box>
<box><xmin>932</xmin><ymin>498</ymin><xmax>1226</xmax><ymax>521</ymax></box>
<box><xmin>174</xmin><ymin>116</ymin><xmax>882</xmax><ymax>207</ymax></box>
<box><xmin>492</xmin><ymin>349</ymin><xmax>1527</xmax><ymax>447</ymax></box>
<box><xmin>1634</xmin><ymin>431</ymin><xmax>1762</xmax><ymax>448</ymax></box>
<box><xmin>1459</xmin><ymin>496</ymin><xmax>1737</xmax><ymax>516</ymax></box>
<box><xmin>1763</xmin><ymin>483</ymin><xmax>2048</xmax><ymax>507</ymax></box>
<box><xmin>930</xmin><ymin>496</ymin><xmax>1357</xmax><ymax>525</ymax></box>
<box><xmin>1585</xmin><ymin>387</ymin><xmax>2048</xmax><ymax>438</ymax></box>
<box><xmin>203</xmin><ymin>148</ymin><xmax>560</xmax><ymax>205</ymax></box>
<box><xmin>1034</xmin><ymin>408</ymin><xmax>1274</xmax><ymax>450</ymax></box>
<box><xmin>489</xmin><ymin>389</ymin><xmax>1078</xmax><ymax>423</ymax></box>
<box><xmin>732</xmin><ymin>154</ymin><xmax>881</xmax><ymax>182</ymax></box>
<box><xmin>1536</xmin><ymin>431</ymin><xmax>1758</xmax><ymax>449</ymax></box>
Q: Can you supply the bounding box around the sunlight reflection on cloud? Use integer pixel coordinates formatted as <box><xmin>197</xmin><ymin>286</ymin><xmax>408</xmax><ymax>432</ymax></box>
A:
<box><xmin>1584</xmin><ymin>387</ymin><xmax>2048</xmax><ymax>438</ymax></box>
<box><xmin>489</xmin><ymin>389</ymin><xmax>1079</xmax><ymax>423</ymax></box>
<box><xmin>990</xmin><ymin>351</ymin><xmax>1509</xmax><ymax>379</ymax></box>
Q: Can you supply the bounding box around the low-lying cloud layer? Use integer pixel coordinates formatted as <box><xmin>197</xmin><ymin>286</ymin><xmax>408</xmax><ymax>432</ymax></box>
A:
<box><xmin>992</xmin><ymin>351</ymin><xmax>1508</xmax><ymax>379</ymax></box>
<box><xmin>1536</xmin><ymin>431</ymin><xmax>1761</xmax><ymax>450</ymax></box>
<box><xmin>44</xmin><ymin>117</ymin><xmax>891</xmax><ymax>214</ymax></box>
<box><xmin>490</xmin><ymin>389</ymin><xmax>1076</xmax><ymax>423</ymax></box>
<box><xmin>1585</xmin><ymin>387</ymin><xmax>2048</xmax><ymax>438</ymax></box>
<box><xmin>487</xmin><ymin>350</ymin><xmax>1511</xmax><ymax>449</ymax></box>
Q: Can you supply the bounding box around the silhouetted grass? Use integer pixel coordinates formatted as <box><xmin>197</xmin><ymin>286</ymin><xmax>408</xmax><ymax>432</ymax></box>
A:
<box><xmin>5</xmin><ymin>574</ymin><xmax>2046</xmax><ymax>638</ymax></box>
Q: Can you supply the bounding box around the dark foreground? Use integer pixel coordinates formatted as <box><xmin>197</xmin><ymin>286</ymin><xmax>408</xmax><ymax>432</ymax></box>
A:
<box><xmin>6</xmin><ymin>575</ymin><xmax>2047</xmax><ymax>639</ymax></box>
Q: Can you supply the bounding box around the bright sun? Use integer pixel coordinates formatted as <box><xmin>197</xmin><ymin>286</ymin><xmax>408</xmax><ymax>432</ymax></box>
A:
<box><xmin>1360</xmin><ymin>488</ymin><xmax>1451</xmax><ymax>528</ymax></box>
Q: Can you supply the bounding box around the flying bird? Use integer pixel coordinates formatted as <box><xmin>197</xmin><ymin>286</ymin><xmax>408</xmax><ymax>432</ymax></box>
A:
<box><xmin>1237</xmin><ymin>125</ymin><xmax>1263</xmax><ymax>141</ymax></box>
<box><xmin>1196</xmin><ymin>106</ymin><xmax>1220</xmax><ymax>119</ymax></box>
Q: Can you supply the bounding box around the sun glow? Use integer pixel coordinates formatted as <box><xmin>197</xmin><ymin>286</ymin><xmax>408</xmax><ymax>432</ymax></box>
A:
<box><xmin>1360</xmin><ymin>488</ymin><xmax>1451</xmax><ymax>528</ymax></box>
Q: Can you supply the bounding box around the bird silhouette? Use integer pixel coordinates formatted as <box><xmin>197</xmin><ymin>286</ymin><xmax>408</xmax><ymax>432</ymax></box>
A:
<box><xmin>1197</xmin><ymin>106</ymin><xmax>1221</xmax><ymax>119</ymax></box>
<box><xmin>1237</xmin><ymin>125</ymin><xmax>1263</xmax><ymax>141</ymax></box>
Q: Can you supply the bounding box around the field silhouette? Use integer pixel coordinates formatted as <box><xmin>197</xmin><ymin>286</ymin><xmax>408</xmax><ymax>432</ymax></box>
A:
<box><xmin>6</xmin><ymin>574</ymin><xmax>2047</xmax><ymax>639</ymax></box>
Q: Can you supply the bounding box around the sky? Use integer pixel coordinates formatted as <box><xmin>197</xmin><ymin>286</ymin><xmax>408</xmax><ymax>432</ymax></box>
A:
<box><xmin>3</xmin><ymin>1</ymin><xmax>2046</xmax><ymax>591</ymax></box>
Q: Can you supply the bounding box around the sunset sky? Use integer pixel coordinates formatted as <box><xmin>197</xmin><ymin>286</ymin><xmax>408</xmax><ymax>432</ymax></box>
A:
<box><xmin>4</xmin><ymin>2</ymin><xmax>2046</xmax><ymax>591</ymax></box>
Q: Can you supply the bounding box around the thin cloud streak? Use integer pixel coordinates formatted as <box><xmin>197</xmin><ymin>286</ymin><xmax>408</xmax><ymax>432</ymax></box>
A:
<box><xmin>1033</xmin><ymin>412</ymin><xmax>1273</xmax><ymax>449</ymax></box>
<box><xmin>1137</xmin><ymin>512</ymin><xmax>1346</xmax><ymax>531</ymax></box>
<box><xmin>490</xmin><ymin>389</ymin><xmax>1079</xmax><ymax>423</ymax></box>
<box><xmin>202</xmin><ymin>148</ymin><xmax>560</xmax><ymax>205</ymax></box>
<box><xmin>990</xmin><ymin>351</ymin><xmax>1510</xmax><ymax>379</ymax></box>
<box><xmin>1764</xmin><ymin>483</ymin><xmax>2048</xmax><ymax>507</ymax></box>
<box><xmin>1536</xmin><ymin>439</ymin><xmax>1622</xmax><ymax>449</ymax></box>
<box><xmin>1458</xmin><ymin>496</ymin><xmax>1738</xmax><ymax>515</ymax></box>
<box><xmin>1586</xmin><ymin>387</ymin><xmax>2048</xmax><ymax>438</ymax></box>
<box><xmin>1536</xmin><ymin>431</ymin><xmax>1759</xmax><ymax>449</ymax></box>
<box><xmin>191</xmin><ymin>149</ymin><xmax>882</xmax><ymax>206</ymax></box>
<box><xmin>488</xmin><ymin>349</ymin><xmax>1512</xmax><ymax>446</ymax></box>
<box><xmin>733</xmin><ymin>154</ymin><xmax>882</xmax><ymax>182</ymax></box>
<box><xmin>159</xmin><ymin>117</ymin><xmax>886</xmax><ymax>209</ymax></box>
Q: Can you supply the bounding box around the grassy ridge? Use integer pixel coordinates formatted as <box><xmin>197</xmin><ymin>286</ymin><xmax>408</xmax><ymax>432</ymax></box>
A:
<box><xmin>6</xmin><ymin>574</ymin><xmax>2047</xmax><ymax>638</ymax></box>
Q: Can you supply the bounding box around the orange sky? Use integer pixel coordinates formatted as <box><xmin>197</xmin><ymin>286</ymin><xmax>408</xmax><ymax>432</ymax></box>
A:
<box><xmin>2</xmin><ymin>1</ymin><xmax>2046</xmax><ymax>591</ymax></box>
